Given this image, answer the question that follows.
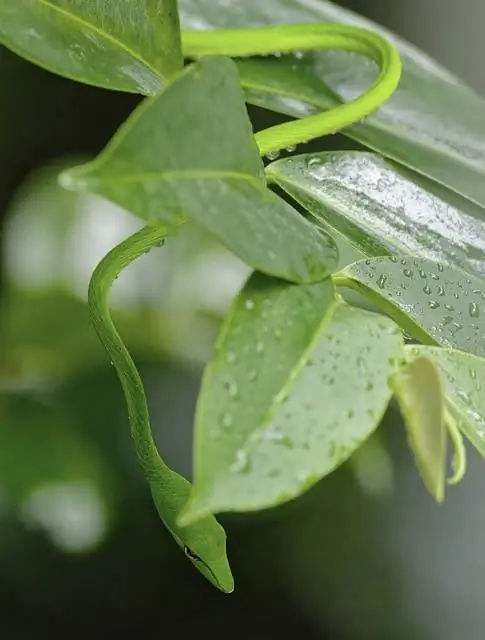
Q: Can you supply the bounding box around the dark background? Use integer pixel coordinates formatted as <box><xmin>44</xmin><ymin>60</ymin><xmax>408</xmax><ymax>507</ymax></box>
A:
<box><xmin>2</xmin><ymin>2</ymin><xmax>485</xmax><ymax>639</ymax></box>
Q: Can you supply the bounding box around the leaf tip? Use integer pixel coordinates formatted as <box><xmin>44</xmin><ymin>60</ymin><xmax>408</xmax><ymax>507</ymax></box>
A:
<box><xmin>58</xmin><ymin>165</ymin><xmax>96</xmax><ymax>193</ymax></box>
<box><xmin>177</xmin><ymin>498</ymin><xmax>210</xmax><ymax>528</ymax></box>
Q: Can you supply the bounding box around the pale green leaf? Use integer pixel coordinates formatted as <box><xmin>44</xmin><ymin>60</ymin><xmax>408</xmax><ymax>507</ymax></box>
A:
<box><xmin>406</xmin><ymin>346</ymin><xmax>485</xmax><ymax>458</ymax></box>
<box><xmin>179</xmin><ymin>274</ymin><xmax>403</xmax><ymax>523</ymax></box>
<box><xmin>337</xmin><ymin>256</ymin><xmax>485</xmax><ymax>358</ymax></box>
<box><xmin>60</xmin><ymin>57</ymin><xmax>338</xmax><ymax>283</ymax></box>
<box><xmin>392</xmin><ymin>356</ymin><xmax>446</xmax><ymax>502</ymax></box>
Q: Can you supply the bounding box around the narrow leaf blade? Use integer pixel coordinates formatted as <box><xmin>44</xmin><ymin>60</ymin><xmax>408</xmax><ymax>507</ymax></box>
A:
<box><xmin>392</xmin><ymin>356</ymin><xmax>446</xmax><ymax>502</ymax></box>
<box><xmin>406</xmin><ymin>346</ymin><xmax>485</xmax><ymax>458</ymax></box>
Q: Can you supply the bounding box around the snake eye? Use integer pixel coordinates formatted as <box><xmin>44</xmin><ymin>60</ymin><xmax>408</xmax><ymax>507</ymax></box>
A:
<box><xmin>184</xmin><ymin>545</ymin><xmax>202</xmax><ymax>562</ymax></box>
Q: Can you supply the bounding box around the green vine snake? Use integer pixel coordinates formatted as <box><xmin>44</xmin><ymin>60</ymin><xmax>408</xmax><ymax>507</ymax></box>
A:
<box><xmin>87</xmin><ymin>23</ymin><xmax>402</xmax><ymax>594</ymax></box>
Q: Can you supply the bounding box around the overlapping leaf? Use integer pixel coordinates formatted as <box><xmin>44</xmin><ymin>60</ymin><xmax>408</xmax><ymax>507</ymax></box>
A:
<box><xmin>60</xmin><ymin>57</ymin><xmax>338</xmax><ymax>283</ymax></box>
<box><xmin>0</xmin><ymin>0</ymin><xmax>184</xmax><ymax>92</ymax></box>
<box><xmin>268</xmin><ymin>152</ymin><xmax>485</xmax><ymax>278</ymax></box>
<box><xmin>180</xmin><ymin>0</ymin><xmax>485</xmax><ymax>208</ymax></box>
<box><xmin>392</xmin><ymin>356</ymin><xmax>446</xmax><ymax>502</ymax></box>
<box><xmin>179</xmin><ymin>273</ymin><xmax>403</xmax><ymax>524</ymax></box>
<box><xmin>337</xmin><ymin>256</ymin><xmax>485</xmax><ymax>358</ymax></box>
<box><xmin>405</xmin><ymin>346</ymin><xmax>485</xmax><ymax>458</ymax></box>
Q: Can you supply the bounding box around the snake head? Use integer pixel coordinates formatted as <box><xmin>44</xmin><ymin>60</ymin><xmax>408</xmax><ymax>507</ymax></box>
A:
<box><xmin>183</xmin><ymin>538</ymin><xmax>234</xmax><ymax>593</ymax></box>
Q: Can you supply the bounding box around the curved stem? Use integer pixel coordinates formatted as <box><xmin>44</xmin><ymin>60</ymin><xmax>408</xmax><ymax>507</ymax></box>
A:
<box><xmin>182</xmin><ymin>23</ymin><xmax>402</xmax><ymax>156</ymax></box>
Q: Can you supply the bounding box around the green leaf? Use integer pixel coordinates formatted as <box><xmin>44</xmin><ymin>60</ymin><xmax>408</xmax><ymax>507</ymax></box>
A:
<box><xmin>392</xmin><ymin>356</ymin><xmax>446</xmax><ymax>502</ymax></box>
<box><xmin>0</xmin><ymin>0</ymin><xmax>185</xmax><ymax>92</ymax></box>
<box><xmin>60</xmin><ymin>57</ymin><xmax>338</xmax><ymax>283</ymax></box>
<box><xmin>405</xmin><ymin>346</ymin><xmax>485</xmax><ymax>458</ymax></box>
<box><xmin>268</xmin><ymin>151</ymin><xmax>485</xmax><ymax>278</ymax></box>
<box><xmin>180</xmin><ymin>0</ymin><xmax>485</xmax><ymax>208</ymax></box>
<box><xmin>336</xmin><ymin>256</ymin><xmax>485</xmax><ymax>358</ymax></box>
<box><xmin>179</xmin><ymin>274</ymin><xmax>403</xmax><ymax>524</ymax></box>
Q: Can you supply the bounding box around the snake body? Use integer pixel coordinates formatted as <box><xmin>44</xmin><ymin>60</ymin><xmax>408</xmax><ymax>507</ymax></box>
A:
<box><xmin>87</xmin><ymin>24</ymin><xmax>402</xmax><ymax>593</ymax></box>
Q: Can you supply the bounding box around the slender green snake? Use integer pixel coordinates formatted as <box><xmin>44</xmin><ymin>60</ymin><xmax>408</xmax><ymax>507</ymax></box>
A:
<box><xmin>88</xmin><ymin>23</ymin><xmax>402</xmax><ymax>593</ymax></box>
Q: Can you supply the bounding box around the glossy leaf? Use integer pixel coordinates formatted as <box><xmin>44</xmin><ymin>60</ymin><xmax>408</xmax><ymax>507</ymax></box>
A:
<box><xmin>179</xmin><ymin>274</ymin><xmax>403</xmax><ymax>523</ymax></box>
<box><xmin>268</xmin><ymin>152</ymin><xmax>485</xmax><ymax>278</ymax></box>
<box><xmin>0</xmin><ymin>0</ymin><xmax>184</xmax><ymax>92</ymax></box>
<box><xmin>180</xmin><ymin>0</ymin><xmax>485</xmax><ymax>208</ymax></box>
<box><xmin>337</xmin><ymin>256</ymin><xmax>485</xmax><ymax>358</ymax></box>
<box><xmin>392</xmin><ymin>356</ymin><xmax>446</xmax><ymax>502</ymax></box>
<box><xmin>405</xmin><ymin>346</ymin><xmax>485</xmax><ymax>458</ymax></box>
<box><xmin>60</xmin><ymin>57</ymin><xmax>338</xmax><ymax>283</ymax></box>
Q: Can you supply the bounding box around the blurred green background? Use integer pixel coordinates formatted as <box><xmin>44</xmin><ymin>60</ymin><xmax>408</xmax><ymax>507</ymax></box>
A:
<box><xmin>2</xmin><ymin>2</ymin><xmax>485</xmax><ymax>639</ymax></box>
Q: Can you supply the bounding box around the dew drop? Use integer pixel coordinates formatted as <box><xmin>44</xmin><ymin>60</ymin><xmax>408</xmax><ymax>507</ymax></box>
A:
<box><xmin>403</xmin><ymin>268</ymin><xmax>413</xmax><ymax>277</ymax></box>
<box><xmin>437</xmin><ymin>286</ymin><xmax>445</xmax><ymax>296</ymax></box>
<box><xmin>245</xmin><ymin>299</ymin><xmax>255</xmax><ymax>310</ymax></box>
<box><xmin>256</xmin><ymin>341</ymin><xmax>265</xmax><ymax>354</ymax></box>
<box><xmin>307</xmin><ymin>156</ymin><xmax>322</xmax><ymax>168</ymax></box>
<box><xmin>469</xmin><ymin>301</ymin><xmax>480</xmax><ymax>318</ymax></box>
<box><xmin>457</xmin><ymin>390</ymin><xmax>472</xmax><ymax>406</ymax></box>
<box><xmin>389</xmin><ymin>256</ymin><xmax>398</xmax><ymax>263</ymax></box>
<box><xmin>224</xmin><ymin>378</ymin><xmax>239</xmax><ymax>398</ymax></box>
<box><xmin>286</xmin><ymin>144</ymin><xmax>297</xmax><ymax>152</ymax></box>
<box><xmin>376</xmin><ymin>274</ymin><xmax>387</xmax><ymax>289</ymax></box>
<box><xmin>428</xmin><ymin>300</ymin><xmax>440</xmax><ymax>309</ymax></box>
<box><xmin>423</xmin><ymin>285</ymin><xmax>432</xmax><ymax>295</ymax></box>
<box><xmin>450</xmin><ymin>322</ymin><xmax>463</xmax><ymax>335</ymax></box>
<box><xmin>220</xmin><ymin>412</ymin><xmax>233</xmax><ymax>428</ymax></box>
<box><xmin>418</xmin><ymin>269</ymin><xmax>427</xmax><ymax>279</ymax></box>
<box><xmin>225</xmin><ymin>351</ymin><xmax>237</xmax><ymax>364</ymax></box>
<box><xmin>266</xmin><ymin>150</ymin><xmax>280</xmax><ymax>161</ymax></box>
<box><xmin>293</xmin><ymin>50</ymin><xmax>305</xmax><ymax>59</ymax></box>
<box><xmin>230</xmin><ymin>449</ymin><xmax>250</xmax><ymax>473</ymax></box>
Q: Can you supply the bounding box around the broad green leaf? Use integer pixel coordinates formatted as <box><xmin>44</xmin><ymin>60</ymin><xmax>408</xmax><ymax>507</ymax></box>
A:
<box><xmin>406</xmin><ymin>346</ymin><xmax>485</xmax><ymax>458</ymax></box>
<box><xmin>0</xmin><ymin>0</ymin><xmax>183</xmax><ymax>92</ymax></box>
<box><xmin>180</xmin><ymin>0</ymin><xmax>485</xmax><ymax>208</ymax></box>
<box><xmin>392</xmin><ymin>356</ymin><xmax>446</xmax><ymax>502</ymax></box>
<box><xmin>268</xmin><ymin>152</ymin><xmax>485</xmax><ymax>278</ymax></box>
<box><xmin>60</xmin><ymin>57</ymin><xmax>338</xmax><ymax>283</ymax></box>
<box><xmin>337</xmin><ymin>256</ymin><xmax>485</xmax><ymax>358</ymax></box>
<box><xmin>179</xmin><ymin>274</ymin><xmax>403</xmax><ymax>523</ymax></box>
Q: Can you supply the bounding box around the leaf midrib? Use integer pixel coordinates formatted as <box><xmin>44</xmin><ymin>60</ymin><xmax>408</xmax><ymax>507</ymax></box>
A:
<box><xmin>197</xmin><ymin>291</ymin><xmax>341</xmax><ymax>470</ymax></box>
<box><xmin>73</xmin><ymin>169</ymin><xmax>265</xmax><ymax>187</ymax></box>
